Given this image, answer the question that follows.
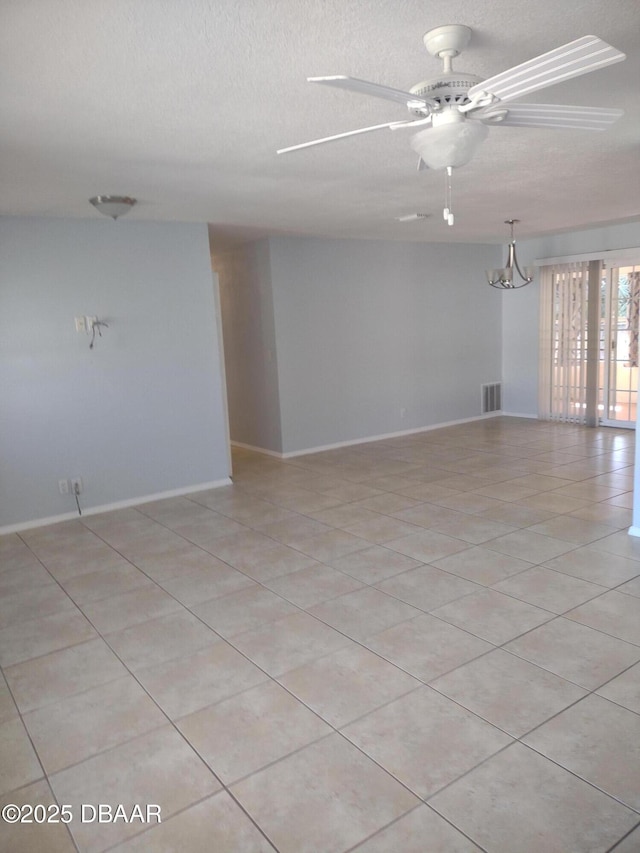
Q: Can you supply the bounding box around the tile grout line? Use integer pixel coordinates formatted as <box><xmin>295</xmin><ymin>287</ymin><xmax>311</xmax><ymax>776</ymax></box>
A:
<box><xmin>2</xmin><ymin>418</ymin><xmax>639</xmax><ymax>851</ymax></box>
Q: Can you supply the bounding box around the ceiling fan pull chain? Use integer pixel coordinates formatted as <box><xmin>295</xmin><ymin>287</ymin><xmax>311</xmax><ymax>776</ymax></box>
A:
<box><xmin>444</xmin><ymin>166</ymin><xmax>454</xmax><ymax>226</ymax></box>
<box><xmin>443</xmin><ymin>166</ymin><xmax>450</xmax><ymax>220</ymax></box>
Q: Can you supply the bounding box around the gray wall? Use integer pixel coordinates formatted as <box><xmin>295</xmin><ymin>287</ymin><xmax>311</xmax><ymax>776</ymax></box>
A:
<box><xmin>269</xmin><ymin>236</ymin><xmax>503</xmax><ymax>454</ymax></box>
<box><xmin>1</xmin><ymin>217</ymin><xmax>230</xmax><ymax>529</ymax></box>
<box><xmin>214</xmin><ymin>240</ymin><xmax>283</xmax><ymax>453</ymax></box>
<box><xmin>502</xmin><ymin>221</ymin><xmax>640</xmax><ymax>416</ymax></box>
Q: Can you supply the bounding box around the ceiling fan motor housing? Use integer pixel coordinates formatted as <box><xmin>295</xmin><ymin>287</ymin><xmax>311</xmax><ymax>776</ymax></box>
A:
<box><xmin>409</xmin><ymin>72</ymin><xmax>483</xmax><ymax>115</ymax></box>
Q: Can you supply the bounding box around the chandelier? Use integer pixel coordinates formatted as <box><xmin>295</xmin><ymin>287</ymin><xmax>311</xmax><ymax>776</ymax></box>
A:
<box><xmin>486</xmin><ymin>220</ymin><xmax>535</xmax><ymax>289</ymax></box>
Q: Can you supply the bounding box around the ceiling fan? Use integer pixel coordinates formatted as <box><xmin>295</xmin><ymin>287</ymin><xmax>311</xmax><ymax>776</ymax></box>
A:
<box><xmin>277</xmin><ymin>25</ymin><xmax>625</xmax><ymax>224</ymax></box>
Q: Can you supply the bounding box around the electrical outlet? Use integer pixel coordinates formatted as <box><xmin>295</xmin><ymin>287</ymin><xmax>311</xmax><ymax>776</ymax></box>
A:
<box><xmin>400</xmin><ymin>408</ymin><xmax>407</xmax><ymax>419</ymax></box>
<box><xmin>71</xmin><ymin>477</ymin><xmax>83</xmax><ymax>495</ymax></box>
<box><xmin>58</xmin><ymin>479</ymin><xmax>70</xmax><ymax>495</ymax></box>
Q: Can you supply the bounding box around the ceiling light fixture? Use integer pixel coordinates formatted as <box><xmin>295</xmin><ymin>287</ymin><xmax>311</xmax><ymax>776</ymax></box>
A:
<box><xmin>89</xmin><ymin>196</ymin><xmax>137</xmax><ymax>220</ymax></box>
<box><xmin>486</xmin><ymin>219</ymin><xmax>535</xmax><ymax>289</ymax></box>
<box><xmin>410</xmin><ymin>116</ymin><xmax>489</xmax><ymax>226</ymax></box>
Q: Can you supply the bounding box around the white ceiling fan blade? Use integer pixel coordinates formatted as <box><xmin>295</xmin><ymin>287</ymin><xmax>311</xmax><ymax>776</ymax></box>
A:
<box><xmin>308</xmin><ymin>76</ymin><xmax>436</xmax><ymax>111</ymax></box>
<box><xmin>277</xmin><ymin>120</ymin><xmax>409</xmax><ymax>154</ymax></box>
<box><xmin>467</xmin><ymin>36</ymin><xmax>625</xmax><ymax>105</ymax></box>
<box><xmin>389</xmin><ymin>116</ymin><xmax>433</xmax><ymax>131</ymax></box>
<box><xmin>476</xmin><ymin>103</ymin><xmax>624</xmax><ymax>130</ymax></box>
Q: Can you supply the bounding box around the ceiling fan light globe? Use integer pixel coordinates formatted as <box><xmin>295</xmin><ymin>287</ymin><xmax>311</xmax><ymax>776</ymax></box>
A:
<box><xmin>410</xmin><ymin>121</ymin><xmax>488</xmax><ymax>170</ymax></box>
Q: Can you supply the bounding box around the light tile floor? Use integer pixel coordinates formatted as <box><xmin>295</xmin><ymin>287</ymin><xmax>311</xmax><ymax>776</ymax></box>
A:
<box><xmin>1</xmin><ymin>417</ymin><xmax>640</xmax><ymax>852</ymax></box>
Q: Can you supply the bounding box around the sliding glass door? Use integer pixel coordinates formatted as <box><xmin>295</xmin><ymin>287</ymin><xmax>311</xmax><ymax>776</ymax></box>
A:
<box><xmin>539</xmin><ymin>258</ymin><xmax>640</xmax><ymax>428</ymax></box>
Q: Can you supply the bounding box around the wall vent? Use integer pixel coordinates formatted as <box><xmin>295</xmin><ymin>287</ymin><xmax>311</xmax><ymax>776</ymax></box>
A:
<box><xmin>481</xmin><ymin>382</ymin><xmax>502</xmax><ymax>414</ymax></box>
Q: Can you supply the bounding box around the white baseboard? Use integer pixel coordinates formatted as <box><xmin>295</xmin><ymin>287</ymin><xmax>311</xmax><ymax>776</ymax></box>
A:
<box><xmin>230</xmin><ymin>441</ymin><xmax>284</xmax><ymax>458</ymax></box>
<box><xmin>501</xmin><ymin>412</ymin><xmax>539</xmax><ymax>419</ymax></box>
<box><xmin>0</xmin><ymin>478</ymin><xmax>232</xmax><ymax>536</ymax></box>
<box><xmin>232</xmin><ymin>412</ymin><xmax>504</xmax><ymax>460</ymax></box>
<box><xmin>2</xmin><ymin>510</ymin><xmax>83</xmax><ymax>536</ymax></box>
<box><xmin>282</xmin><ymin>414</ymin><xmax>506</xmax><ymax>458</ymax></box>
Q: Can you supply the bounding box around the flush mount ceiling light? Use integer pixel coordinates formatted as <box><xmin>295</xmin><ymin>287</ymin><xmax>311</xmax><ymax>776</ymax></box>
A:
<box><xmin>89</xmin><ymin>195</ymin><xmax>137</xmax><ymax>220</ymax></box>
<box><xmin>487</xmin><ymin>219</ymin><xmax>535</xmax><ymax>289</ymax></box>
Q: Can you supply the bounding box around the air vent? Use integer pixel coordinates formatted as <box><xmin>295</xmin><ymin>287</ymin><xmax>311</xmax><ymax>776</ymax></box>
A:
<box><xmin>481</xmin><ymin>382</ymin><xmax>502</xmax><ymax>414</ymax></box>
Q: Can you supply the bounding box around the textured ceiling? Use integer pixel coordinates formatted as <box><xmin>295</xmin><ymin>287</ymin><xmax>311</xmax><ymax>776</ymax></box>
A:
<box><xmin>2</xmin><ymin>0</ymin><xmax>639</xmax><ymax>245</ymax></box>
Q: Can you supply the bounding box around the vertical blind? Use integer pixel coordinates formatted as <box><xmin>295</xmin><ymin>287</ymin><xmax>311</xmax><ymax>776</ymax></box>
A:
<box><xmin>538</xmin><ymin>261</ymin><xmax>592</xmax><ymax>423</ymax></box>
<box><xmin>629</xmin><ymin>270</ymin><xmax>640</xmax><ymax>368</ymax></box>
